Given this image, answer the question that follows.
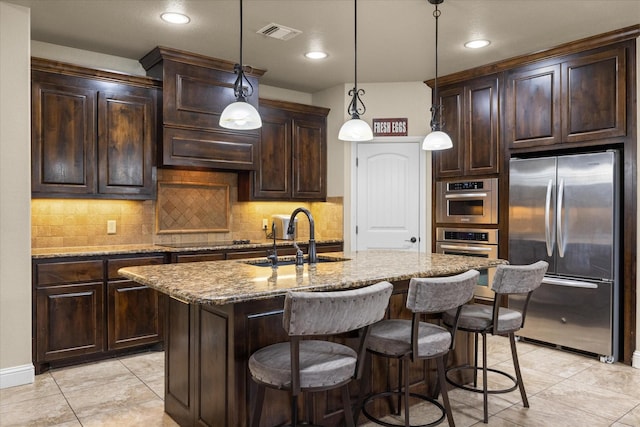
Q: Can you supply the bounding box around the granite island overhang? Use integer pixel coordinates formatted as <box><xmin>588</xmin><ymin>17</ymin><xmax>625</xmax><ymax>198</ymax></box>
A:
<box><xmin>118</xmin><ymin>250</ymin><xmax>507</xmax><ymax>427</ymax></box>
<box><xmin>118</xmin><ymin>250</ymin><xmax>507</xmax><ymax>305</ymax></box>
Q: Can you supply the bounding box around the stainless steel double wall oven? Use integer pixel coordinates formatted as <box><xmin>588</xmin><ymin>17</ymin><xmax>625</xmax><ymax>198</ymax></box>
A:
<box><xmin>435</xmin><ymin>178</ymin><xmax>500</xmax><ymax>300</ymax></box>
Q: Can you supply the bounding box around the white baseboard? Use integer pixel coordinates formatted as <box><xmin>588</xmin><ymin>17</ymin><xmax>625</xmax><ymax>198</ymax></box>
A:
<box><xmin>633</xmin><ymin>350</ymin><xmax>640</xmax><ymax>369</ymax></box>
<box><xmin>0</xmin><ymin>364</ymin><xmax>34</xmax><ymax>389</ymax></box>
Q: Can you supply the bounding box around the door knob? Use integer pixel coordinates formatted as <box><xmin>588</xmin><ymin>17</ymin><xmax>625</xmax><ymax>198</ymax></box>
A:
<box><xmin>405</xmin><ymin>237</ymin><xmax>417</xmax><ymax>243</ymax></box>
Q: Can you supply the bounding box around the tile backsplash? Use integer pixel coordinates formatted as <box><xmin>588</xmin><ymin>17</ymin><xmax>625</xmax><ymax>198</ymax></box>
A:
<box><xmin>31</xmin><ymin>169</ymin><xmax>343</xmax><ymax>248</ymax></box>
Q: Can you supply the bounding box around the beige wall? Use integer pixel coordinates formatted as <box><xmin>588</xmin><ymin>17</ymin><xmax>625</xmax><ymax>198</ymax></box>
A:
<box><xmin>632</xmin><ymin>39</ymin><xmax>640</xmax><ymax>369</ymax></box>
<box><xmin>0</xmin><ymin>2</ymin><xmax>32</xmax><ymax>386</ymax></box>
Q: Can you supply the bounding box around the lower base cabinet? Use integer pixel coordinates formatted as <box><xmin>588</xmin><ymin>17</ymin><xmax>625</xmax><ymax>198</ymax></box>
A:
<box><xmin>33</xmin><ymin>255</ymin><xmax>166</xmax><ymax>373</ymax></box>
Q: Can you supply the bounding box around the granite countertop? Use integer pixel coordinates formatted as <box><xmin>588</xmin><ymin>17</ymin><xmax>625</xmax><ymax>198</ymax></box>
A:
<box><xmin>31</xmin><ymin>239</ymin><xmax>343</xmax><ymax>259</ymax></box>
<box><xmin>118</xmin><ymin>250</ymin><xmax>507</xmax><ymax>306</ymax></box>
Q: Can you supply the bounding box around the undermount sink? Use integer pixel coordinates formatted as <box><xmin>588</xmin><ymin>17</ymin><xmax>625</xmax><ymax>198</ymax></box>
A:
<box><xmin>242</xmin><ymin>255</ymin><xmax>350</xmax><ymax>268</ymax></box>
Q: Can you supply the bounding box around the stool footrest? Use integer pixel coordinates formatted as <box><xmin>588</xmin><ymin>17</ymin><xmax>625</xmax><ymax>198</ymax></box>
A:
<box><xmin>445</xmin><ymin>365</ymin><xmax>518</xmax><ymax>395</ymax></box>
<box><xmin>362</xmin><ymin>391</ymin><xmax>446</xmax><ymax>427</ymax></box>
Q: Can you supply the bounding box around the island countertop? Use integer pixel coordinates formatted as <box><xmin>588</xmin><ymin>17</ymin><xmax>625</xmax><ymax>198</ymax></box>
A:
<box><xmin>118</xmin><ymin>250</ymin><xmax>507</xmax><ymax>305</ymax></box>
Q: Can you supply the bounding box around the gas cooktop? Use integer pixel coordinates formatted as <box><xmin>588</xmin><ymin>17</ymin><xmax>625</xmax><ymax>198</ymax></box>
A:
<box><xmin>156</xmin><ymin>240</ymin><xmax>251</xmax><ymax>248</ymax></box>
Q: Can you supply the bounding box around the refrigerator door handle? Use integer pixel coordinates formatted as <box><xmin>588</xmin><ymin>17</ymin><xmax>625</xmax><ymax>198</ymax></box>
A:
<box><xmin>556</xmin><ymin>178</ymin><xmax>565</xmax><ymax>258</ymax></box>
<box><xmin>542</xmin><ymin>276</ymin><xmax>598</xmax><ymax>289</ymax></box>
<box><xmin>544</xmin><ymin>179</ymin><xmax>554</xmax><ymax>256</ymax></box>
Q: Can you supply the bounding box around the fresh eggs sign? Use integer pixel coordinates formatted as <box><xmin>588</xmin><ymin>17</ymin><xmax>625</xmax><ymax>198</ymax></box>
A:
<box><xmin>372</xmin><ymin>118</ymin><xmax>408</xmax><ymax>137</ymax></box>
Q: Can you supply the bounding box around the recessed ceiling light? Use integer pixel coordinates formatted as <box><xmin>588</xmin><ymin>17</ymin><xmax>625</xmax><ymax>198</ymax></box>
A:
<box><xmin>305</xmin><ymin>51</ymin><xmax>328</xmax><ymax>60</ymax></box>
<box><xmin>464</xmin><ymin>39</ymin><xmax>491</xmax><ymax>49</ymax></box>
<box><xmin>161</xmin><ymin>12</ymin><xmax>190</xmax><ymax>25</ymax></box>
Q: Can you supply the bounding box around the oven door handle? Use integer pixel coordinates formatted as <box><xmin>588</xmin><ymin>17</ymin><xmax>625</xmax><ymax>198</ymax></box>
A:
<box><xmin>444</xmin><ymin>193</ymin><xmax>488</xmax><ymax>199</ymax></box>
<box><xmin>439</xmin><ymin>244</ymin><xmax>494</xmax><ymax>252</ymax></box>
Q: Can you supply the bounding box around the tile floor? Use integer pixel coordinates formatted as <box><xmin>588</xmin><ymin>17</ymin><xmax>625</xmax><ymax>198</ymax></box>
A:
<box><xmin>1</xmin><ymin>336</ymin><xmax>639</xmax><ymax>426</ymax></box>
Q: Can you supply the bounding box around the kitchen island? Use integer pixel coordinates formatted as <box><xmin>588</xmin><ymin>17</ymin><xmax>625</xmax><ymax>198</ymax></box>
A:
<box><xmin>119</xmin><ymin>250</ymin><xmax>506</xmax><ymax>427</ymax></box>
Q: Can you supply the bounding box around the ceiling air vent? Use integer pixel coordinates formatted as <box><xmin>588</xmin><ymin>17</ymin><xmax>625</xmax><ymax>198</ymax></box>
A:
<box><xmin>257</xmin><ymin>23</ymin><xmax>302</xmax><ymax>41</ymax></box>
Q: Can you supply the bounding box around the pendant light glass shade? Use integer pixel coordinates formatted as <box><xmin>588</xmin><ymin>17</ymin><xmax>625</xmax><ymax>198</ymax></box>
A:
<box><xmin>422</xmin><ymin>0</ymin><xmax>452</xmax><ymax>151</ymax></box>
<box><xmin>220</xmin><ymin>100</ymin><xmax>262</xmax><ymax>130</ymax></box>
<box><xmin>219</xmin><ymin>0</ymin><xmax>261</xmax><ymax>130</ymax></box>
<box><xmin>339</xmin><ymin>118</ymin><xmax>373</xmax><ymax>141</ymax></box>
<box><xmin>339</xmin><ymin>0</ymin><xmax>373</xmax><ymax>142</ymax></box>
<box><xmin>422</xmin><ymin>130</ymin><xmax>452</xmax><ymax>150</ymax></box>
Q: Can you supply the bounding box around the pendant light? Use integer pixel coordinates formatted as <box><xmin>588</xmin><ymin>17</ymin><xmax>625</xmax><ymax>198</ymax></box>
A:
<box><xmin>338</xmin><ymin>0</ymin><xmax>373</xmax><ymax>142</ymax></box>
<box><xmin>219</xmin><ymin>0</ymin><xmax>262</xmax><ymax>130</ymax></box>
<box><xmin>422</xmin><ymin>0</ymin><xmax>452</xmax><ymax>150</ymax></box>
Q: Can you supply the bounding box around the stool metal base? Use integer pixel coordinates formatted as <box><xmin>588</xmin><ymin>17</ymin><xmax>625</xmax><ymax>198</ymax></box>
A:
<box><xmin>445</xmin><ymin>365</ymin><xmax>518</xmax><ymax>395</ymax></box>
<box><xmin>362</xmin><ymin>391</ymin><xmax>446</xmax><ymax>427</ymax></box>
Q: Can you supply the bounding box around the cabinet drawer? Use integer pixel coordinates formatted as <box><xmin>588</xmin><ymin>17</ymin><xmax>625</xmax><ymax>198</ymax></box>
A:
<box><xmin>36</xmin><ymin>260</ymin><xmax>104</xmax><ymax>286</ymax></box>
<box><xmin>107</xmin><ymin>255</ymin><xmax>166</xmax><ymax>279</ymax></box>
<box><xmin>172</xmin><ymin>252</ymin><xmax>226</xmax><ymax>263</ymax></box>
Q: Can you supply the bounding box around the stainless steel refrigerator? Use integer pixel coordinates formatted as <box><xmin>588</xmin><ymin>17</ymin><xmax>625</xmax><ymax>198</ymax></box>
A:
<box><xmin>508</xmin><ymin>151</ymin><xmax>619</xmax><ymax>362</ymax></box>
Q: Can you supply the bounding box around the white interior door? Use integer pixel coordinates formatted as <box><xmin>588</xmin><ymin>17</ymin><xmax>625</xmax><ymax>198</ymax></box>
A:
<box><xmin>355</xmin><ymin>141</ymin><xmax>423</xmax><ymax>251</ymax></box>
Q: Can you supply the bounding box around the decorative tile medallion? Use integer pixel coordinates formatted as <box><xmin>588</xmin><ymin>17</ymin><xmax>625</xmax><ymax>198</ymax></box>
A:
<box><xmin>156</xmin><ymin>182</ymin><xmax>230</xmax><ymax>234</ymax></box>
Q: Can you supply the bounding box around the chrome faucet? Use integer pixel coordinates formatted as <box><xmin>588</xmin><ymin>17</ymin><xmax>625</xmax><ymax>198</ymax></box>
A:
<box><xmin>288</xmin><ymin>207</ymin><xmax>317</xmax><ymax>264</ymax></box>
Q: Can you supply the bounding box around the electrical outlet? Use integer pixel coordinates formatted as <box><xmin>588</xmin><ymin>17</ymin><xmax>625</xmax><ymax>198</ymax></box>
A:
<box><xmin>107</xmin><ymin>220</ymin><xmax>117</xmax><ymax>234</ymax></box>
<box><xmin>262</xmin><ymin>218</ymin><xmax>268</xmax><ymax>230</ymax></box>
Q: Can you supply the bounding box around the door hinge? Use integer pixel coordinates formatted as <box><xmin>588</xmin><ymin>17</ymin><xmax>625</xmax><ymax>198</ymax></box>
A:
<box><xmin>355</xmin><ymin>225</ymin><xmax>358</xmax><ymax>234</ymax></box>
<box><xmin>356</xmin><ymin>157</ymin><xmax>358</xmax><ymax>167</ymax></box>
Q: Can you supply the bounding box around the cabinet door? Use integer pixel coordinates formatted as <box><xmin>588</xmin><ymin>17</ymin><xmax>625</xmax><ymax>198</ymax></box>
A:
<box><xmin>36</xmin><ymin>283</ymin><xmax>104</xmax><ymax>362</ymax></box>
<box><xmin>107</xmin><ymin>280</ymin><xmax>164</xmax><ymax>350</ymax></box>
<box><xmin>433</xmin><ymin>85</ymin><xmax>464</xmax><ymax>178</ymax></box>
<box><xmin>465</xmin><ymin>75</ymin><xmax>500</xmax><ymax>175</ymax></box>
<box><xmin>292</xmin><ymin>117</ymin><xmax>327</xmax><ymax>200</ymax></box>
<box><xmin>251</xmin><ymin>112</ymin><xmax>291</xmax><ymax>199</ymax></box>
<box><xmin>97</xmin><ymin>89</ymin><xmax>156</xmax><ymax>198</ymax></box>
<box><xmin>505</xmin><ymin>64</ymin><xmax>561</xmax><ymax>149</ymax></box>
<box><xmin>562</xmin><ymin>46</ymin><xmax>626</xmax><ymax>143</ymax></box>
<box><xmin>106</xmin><ymin>255</ymin><xmax>166</xmax><ymax>349</ymax></box>
<box><xmin>31</xmin><ymin>77</ymin><xmax>96</xmax><ymax>195</ymax></box>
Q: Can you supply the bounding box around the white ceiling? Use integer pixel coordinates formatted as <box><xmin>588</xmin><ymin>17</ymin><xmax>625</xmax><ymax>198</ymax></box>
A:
<box><xmin>6</xmin><ymin>0</ymin><xmax>640</xmax><ymax>93</ymax></box>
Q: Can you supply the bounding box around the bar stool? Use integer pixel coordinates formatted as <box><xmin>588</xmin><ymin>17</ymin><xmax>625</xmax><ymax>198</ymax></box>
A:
<box><xmin>442</xmin><ymin>261</ymin><xmax>548</xmax><ymax>423</ymax></box>
<box><xmin>248</xmin><ymin>281</ymin><xmax>393</xmax><ymax>427</ymax></box>
<box><xmin>360</xmin><ymin>269</ymin><xmax>480</xmax><ymax>427</ymax></box>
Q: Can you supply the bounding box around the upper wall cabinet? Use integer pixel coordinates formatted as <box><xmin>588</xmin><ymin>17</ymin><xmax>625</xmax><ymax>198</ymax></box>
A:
<box><xmin>140</xmin><ymin>47</ymin><xmax>266</xmax><ymax>171</ymax></box>
<box><xmin>31</xmin><ymin>58</ymin><xmax>159</xmax><ymax>199</ymax></box>
<box><xmin>505</xmin><ymin>45</ymin><xmax>627</xmax><ymax>150</ymax></box>
<box><xmin>238</xmin><ymin>99</ymin><xmax>329</xmax><ymax>201</ymax></box>
<box><xmin>434</xmin><ymin>74</ymin><xmax>500</xmax><ymax>178</ymax></box>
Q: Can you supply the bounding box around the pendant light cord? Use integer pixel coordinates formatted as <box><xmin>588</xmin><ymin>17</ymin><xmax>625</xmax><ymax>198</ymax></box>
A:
<box><xmin>347</xmin><ymin>0</ymin><xmax>366</xmax><ymax>119</ymax></box>
<box><xmin>233</xmin><ymin>0</ymin><xmax>254</xmax><ymax>101</ymax></box>
<box><xmin>354</xmin><ymin>0</ymin><xmax>358</xmax><ymax>93</ymax></box>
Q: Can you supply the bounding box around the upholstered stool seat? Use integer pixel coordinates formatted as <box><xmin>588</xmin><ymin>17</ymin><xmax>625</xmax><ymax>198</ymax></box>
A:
<box><xmin>442</xmin><ymin>261</ymin><xmax>548</xmax><ymax>424</ymax></box>
<box><xmin>248</xmin><ymin>281</ymin><xmax>394</xmax><ymax>427</ymax></box>
<box><xmin>249</xmin><ymin>340</ymin><xmax>357</xmax><ymax>389</ymax></box>
<box><xmin>360</xmin><ymin>269</ymin><xmax>480</xmax><ymax>427</ymax></box>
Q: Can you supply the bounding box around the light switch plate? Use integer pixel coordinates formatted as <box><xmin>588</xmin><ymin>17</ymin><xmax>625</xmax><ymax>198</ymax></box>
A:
<box><xmin>107</xmin><ymin>220</ymin><xmax>116</xmax><ymax>234</ymax></box>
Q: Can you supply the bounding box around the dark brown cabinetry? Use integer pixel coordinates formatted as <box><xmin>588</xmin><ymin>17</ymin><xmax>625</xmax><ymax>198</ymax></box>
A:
<box><xmin>505</xmin><ymin>45</ymin><xmax>627</xmax><ymax>150</ymax></box>
<box><xmin>106</xmin><ymin>256</ymin><xmax>166</xmax><ymax>350</ymax></box>
<box><xmin>238</xmin><ymin>99</ymin><xmax>329</xmax><ymax>201</ymax></box>
<box><xmin>433</xmin><ymin>75</ymin><xmax>500</xmax><ymax>178</ymax></box>
<box><xmin>140</xmin><ymin>47</ymin><xmax>265</xmax><ymax>170</ymax></box>
<box><xmin>505</xmin><ymin>64</ymin><xmax>561</xmax><ymax>148</ymax></box>
<box><xmin>31</xmin><ymin>58</ymin><xmax>158</xmax><ymax>199</ymax></box>
<box><xmin>34</xmin><ymin>260</ymin><xmax>105</xmax><ymax>364</ymax></box>
<box><xmin>33</xmin><ymin>254</ymin><xmax>167</xmax><ymax>373</ymax></box>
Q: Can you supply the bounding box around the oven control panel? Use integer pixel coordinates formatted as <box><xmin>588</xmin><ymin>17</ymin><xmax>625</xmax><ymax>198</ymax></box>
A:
<box><xmin>436</xmin><ymin>227</ymin><xmax>498</xmax><ymax>245</ymax></box>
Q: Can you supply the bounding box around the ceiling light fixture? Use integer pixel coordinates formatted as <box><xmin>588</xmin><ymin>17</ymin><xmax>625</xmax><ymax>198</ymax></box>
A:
<box><xmin>338</xmin><ymin>0</ymin><xmax>373</xmax><ymax>142</ymax></box>
<box><xmin>422</xmin><ymin>0</ymin><xmax>452</xmax><ymax>151</ymax></box>
<box><xmin>305</xmin><ymin>51</ymin><xmax>328</xmax><ymax>60</ymax></box>
<box><xmin>219</xmin><ymin>0</ymin><xmax>262</xmax><ymax>130</ymax></box>
<box><xmin>465</xmin><ymin>39</ymin><xmax>491</xmax><ymax>49</ymax></box>
<box><xmin>160</xmin><ymin>12</ymin><xmax>190</xmax><ymax>25</ymax></box>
